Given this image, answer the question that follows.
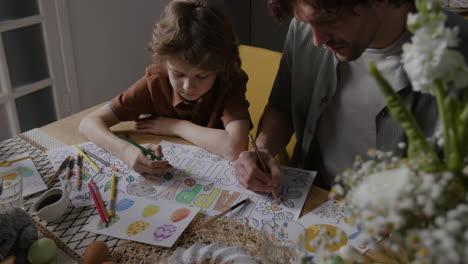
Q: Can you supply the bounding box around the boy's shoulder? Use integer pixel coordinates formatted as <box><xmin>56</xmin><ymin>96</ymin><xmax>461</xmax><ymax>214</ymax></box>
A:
<box><xmin>144</xmin><ymin>64</ymin><xmax>168</xmax><ymax>81</ymax></box>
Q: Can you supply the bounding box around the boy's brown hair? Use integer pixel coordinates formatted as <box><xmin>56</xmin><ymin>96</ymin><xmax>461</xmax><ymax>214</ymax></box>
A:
<box><xmin>148</xmin><ymin>0</ymin><xmax>241</xmax><ymax>80</ymax></box>
<box><xmin>268</xmin><ymin>0</ymin><xmax>415</xmax><ymax>22</ymax></box>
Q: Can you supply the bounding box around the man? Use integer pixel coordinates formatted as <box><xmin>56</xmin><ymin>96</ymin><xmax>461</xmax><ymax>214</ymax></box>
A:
<box><xmin>234</xmin><ymin>0</ymin><xmax>468</xmax><ymax>191</ymax></box>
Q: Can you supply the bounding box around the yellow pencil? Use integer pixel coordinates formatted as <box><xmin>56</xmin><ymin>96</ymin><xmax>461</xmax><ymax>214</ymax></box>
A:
<box><xmin>73</xmin><ymin>145</ymin><xmax>101</xmax><ymax>172</ymax></box>
<box><xmin>109</xmin><ymin>173</ymin><xmax>117</xmax><ymax>217</ymax></box>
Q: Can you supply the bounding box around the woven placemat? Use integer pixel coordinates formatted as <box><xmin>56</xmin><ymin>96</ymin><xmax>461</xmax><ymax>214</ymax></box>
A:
<box><xmin>111</xmin><ymin>218</ymin><xmax>261</xmax><ymax>263</ymax></box>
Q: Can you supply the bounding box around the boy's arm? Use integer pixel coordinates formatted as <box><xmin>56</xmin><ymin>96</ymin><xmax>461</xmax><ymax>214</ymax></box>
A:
<box><xmin>79</xmin><ymin>104</ymin><xmax>168</xmax><ymax>174</ymax></box>
<box><xmin>135</xmin><ymin>118</ymin><xmax>250</xmax><ymax>161</ymax></box>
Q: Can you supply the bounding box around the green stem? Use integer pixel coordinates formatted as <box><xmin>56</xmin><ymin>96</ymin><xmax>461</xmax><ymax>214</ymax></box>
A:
<box><xmin>435</xmin><ymin>81</ymin><xmax>463</xmax><ymax>171</ymax></box>
<box><xmin>369</xmin><ymin>62</ymin><xmax>441</xmax><ymax>169</ymax></box>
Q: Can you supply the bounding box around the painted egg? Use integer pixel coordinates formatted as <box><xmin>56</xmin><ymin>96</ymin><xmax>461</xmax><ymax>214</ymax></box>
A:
<box><xmin>116</xmin><ymin>198</ymin><xmax>135</xmax><ymax>212</ymax></box>
<box><xmin>126</xmin><ymin>220</ymin><xmax>150</xmax><ymax>237</ymax></box>
<box><xmin>83</xmin><ymin>241</ymin><xmax>109</xmax><ymax>264</ymax></box>
<box><xmin>184</xmin><ymin>178</ymin><xmax>196</xmax><ymax>187</ymax></box>
<box><xmin>153</xmin><ymin>224</ymin><xmax>177</xmax><ymax>242</ymax></box>
<box><xmin>142</xmin><ymin>205</ymin><xmax>160</xmax><ymax>218</ymax></box>
<box><xmin>27</xmin><ymin>238</ymin><xmax>57</xmax><ymax>264</ymax></box>
<box><xmin>98</xmin><ymin>215</ymin><xmax>120</xmax><ymax>230</ymax></box>
<box><xmin>171</xmin><ymin>208</ymin><xmax>191</xmax><ymax>223</ymax></box>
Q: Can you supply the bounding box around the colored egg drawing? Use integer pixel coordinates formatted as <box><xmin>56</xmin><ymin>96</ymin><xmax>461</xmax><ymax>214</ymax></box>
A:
<box><xmin>203</xmin><ymin>183</ymin><xmax>214</xmax><ymax>192</ymax></box>
<box><xmin>98</xmin><ymin>215</ymin><xmax>120</xmax><ymax>230</ymax></box>
<box><xmin>16</xmin><ymin>167</ymin><xmax>35</xmax><ymax>177</ymax></box>
<box><xmin>153</xmin><ymin>224</ymin><xmax>177</xmax><ymax>242</ymax></box>
<box><xmin>126</xmin><ymin>220</ymin><xmax>150</xmax><ymax>237</ymax></box>
<box><xmin>116</xmin><ymin>198</ymin><xmax>135</xmax><ymax>212</ymax></box>
<box><xmin>142</xmin><ymin>205</ymin><xmax>160</xmax><ymax>218</ymax></box>
<box><xmin>171</xmin><ymin>208</ymin><xmax>191</xmax><ymax>223</ymax></box>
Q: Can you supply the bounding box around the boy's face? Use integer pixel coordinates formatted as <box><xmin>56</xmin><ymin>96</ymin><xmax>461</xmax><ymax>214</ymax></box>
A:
<box><xmin>293</xmin><ymin>0</ymin><xmax>384</xmax><ymax>61</ymax></box>
<box><xmin>166</xmin><ymin>57</ymin><xmax>217</xmax><ymax>101</ymax></box>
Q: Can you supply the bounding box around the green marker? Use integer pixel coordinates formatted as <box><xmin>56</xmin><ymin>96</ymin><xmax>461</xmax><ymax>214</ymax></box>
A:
<box><xmin>127</xmin><ymin>138</ymin><xmax>172</xmax><ymax>168</ymax></box>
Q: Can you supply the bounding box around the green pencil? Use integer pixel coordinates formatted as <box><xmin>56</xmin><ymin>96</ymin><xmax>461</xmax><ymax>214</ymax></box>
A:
<box><xmin>127</xmin><ymin>138</ymin><xmax>172</xmax><ymax>167</ymax></box>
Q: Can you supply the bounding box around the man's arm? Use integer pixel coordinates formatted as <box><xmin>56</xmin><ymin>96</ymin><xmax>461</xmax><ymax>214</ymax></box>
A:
<box><xmin>256</xmin><ymin>105</ymin><xmax>294</xmax><ymax>156</ymax></box>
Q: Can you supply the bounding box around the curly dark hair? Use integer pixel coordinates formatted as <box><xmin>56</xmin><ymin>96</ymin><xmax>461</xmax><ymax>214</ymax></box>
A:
<box><xmin>268</xmin><ymin>0</ymin><xmax>415</xmax><ymax>22</ymax></box>
<box><xmin>148</xmin><ymin>0</ymin><xmax>241</xmax><ymax>79</ymax></box>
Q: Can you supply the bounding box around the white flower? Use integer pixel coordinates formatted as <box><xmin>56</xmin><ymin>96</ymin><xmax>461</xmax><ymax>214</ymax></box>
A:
<box><xmin>349</xmin><ymin>168</ymin><xmax>412</xmax><ymax>211</ymax></box>
<box><xmin>403</xmin><ymin>0</ymin><xmax>468</xmax><ymax>94</ymax></box>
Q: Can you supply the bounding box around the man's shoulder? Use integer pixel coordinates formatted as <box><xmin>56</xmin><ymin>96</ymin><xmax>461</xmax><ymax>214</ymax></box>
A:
<box><xmin>445</xmin><ymin>11</ymin><xmax>468</xmax><ymax>56</ymax></box>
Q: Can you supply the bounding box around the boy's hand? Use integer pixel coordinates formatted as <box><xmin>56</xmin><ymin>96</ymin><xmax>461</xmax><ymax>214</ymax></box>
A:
<box><xmin>234</xmin><ymin>150</ymin><xmax>282</xmax><ymax>193</ymax></box>
<box><xmin>135</xmin><ymin>117</ymin><xmax>182</xmax><ymax>136</ymax></box>
<box><xmin>122</xmin><ymin>143</ymin><xmax>169</xmax><ymax>175</ymax></box>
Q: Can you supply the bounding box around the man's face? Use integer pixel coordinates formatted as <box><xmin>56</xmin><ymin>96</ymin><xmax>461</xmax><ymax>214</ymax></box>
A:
<box><xmin>166</xmin><ymin>57</ymin><xmax>217</xmax><ymax>101</ymax></box>
<box><xmin>293</xmin><ymin>0</ymin><xmax>382</xmax><ymax>61</ymax></box>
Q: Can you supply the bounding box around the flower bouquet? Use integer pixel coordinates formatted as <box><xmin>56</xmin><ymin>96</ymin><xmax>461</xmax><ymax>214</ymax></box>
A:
<box><xmin>318</xmin><ymin>0</ymin><xmax>468</xmax><ymax>263</ymax></box>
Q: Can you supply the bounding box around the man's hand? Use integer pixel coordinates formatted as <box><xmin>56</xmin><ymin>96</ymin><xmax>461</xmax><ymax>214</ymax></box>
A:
<box><xmin>134</xmin><ymin>117</ymin><xmax>183</xmax><ymax>136</ymax></box>
<box><xmin>234</xmin><ymin>150</ymin><xmax>282</xmax><ymax>192</ymax></box>
<box><xmin>122</xmin><ymin>143</ymin><xmax>169</xmax><ymax>175</ymax></box>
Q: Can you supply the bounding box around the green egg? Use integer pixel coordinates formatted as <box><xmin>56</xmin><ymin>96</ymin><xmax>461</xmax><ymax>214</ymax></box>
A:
<box><xmin>27</xmin><ymin>237</ymin><xmax>57</xmax><ymax>264</ymax></box>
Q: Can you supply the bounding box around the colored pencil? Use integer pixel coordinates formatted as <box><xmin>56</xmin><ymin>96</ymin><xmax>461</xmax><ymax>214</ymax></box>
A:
<box><xmin>90</xmin><ymin>180</ymin><xmax>109</xmax><ymax>223</ymax></box>
<box><xmin>82</xmin><ymin>149</ymin><xmax>119</xmax><ymax>172</ymax></box>
<box><xmin>127</xmin><ymin>138</ymin><xmax>172</xmax><ymax>167</ymax></box>
<box><xmin>248</xmin><ymin>134</ymin><xmax>280</xmax><ymax>204</ymax></box>
<box><xmin>109</xmin><ymin>174</ymin><xmax>117</xmax><ymax>217</ymax></box>
<box><xmin>64</xmin><ymin>158</ymin><xmax>74</xmax><ymax>180</ymax></box>
<box><xmin>46</xmin><ymin>156</ymin><xmax>71</xmax><ymax>188</ymax></box>
<box><xmin>0</xmin><ymin>156</ymin><xmax>31</xmax><ymax>167</ymax></box>
<box><xmin>88</xmin><ymin>182</ymin><xmax>107</xmax><ymax>224</ymax></box>
<box><xmin>73</xmin><ymin>145</ymin><xmax>101</xmax><ymax>172</ymax></box>
<box><xmin>197</xmin><ymin>198</ymin><xmax>250</xmax><ymax>230</ymax></box>
<box><xmin>76</xmin><ymin>155</ymin><xmax>83</xmax><ymax>190</ymax></box>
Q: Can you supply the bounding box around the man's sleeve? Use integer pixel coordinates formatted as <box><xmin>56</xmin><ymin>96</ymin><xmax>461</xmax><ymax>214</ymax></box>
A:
<box><xmin>267</xmin><ymin>19</ymin><xmax>296</xmax><ymax>115</ymax></box>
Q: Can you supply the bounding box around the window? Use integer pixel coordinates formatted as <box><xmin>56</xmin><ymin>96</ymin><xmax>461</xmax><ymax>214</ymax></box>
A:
<box><xmin>0</xmin><ymin>0</ymin><xmax>77</xmax><ymax>141</ymax></box>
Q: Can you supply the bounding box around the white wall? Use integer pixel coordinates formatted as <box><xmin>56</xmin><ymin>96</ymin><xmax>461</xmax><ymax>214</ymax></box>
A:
<box><xmin>66</xmin><ymin>0</ymin><xmax>171</xmax><ymax>110</ymax></box>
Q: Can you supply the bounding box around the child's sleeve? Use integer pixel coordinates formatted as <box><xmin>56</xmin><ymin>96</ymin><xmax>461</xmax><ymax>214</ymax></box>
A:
<box><xmin>110</xmin><ymin>76</ymin><xmax>155</xmax><ymax>121</ymax></box>
<box><xmin>220</xmin><ymin>72</ymin><xmax>253</xmax><ymax>128</ymax></box>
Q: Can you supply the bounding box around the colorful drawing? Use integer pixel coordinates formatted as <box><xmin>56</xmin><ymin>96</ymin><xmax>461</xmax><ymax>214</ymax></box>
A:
<box><xmin>171</xmin><ymin>208</ymin><xmax>191</xmax><ymax>222</ymax></box>
<box><xmin>305</xmin><ymin>224</ymin><xmax>348</xmax><ymax>253</ymax></box>
<box><xmin>143</xmin><ymin>205</ymin><xmax>160</xmax><ymax>218</ymax></box>
<box><xmin>98</xmin><ymin>215</ymin><xmax>120</xmax><ymax>229</ymax></box>
<box><xmin>256</xmin><ymin>200</ymin><xmax>282</xmax><ymax>215</ymax></box>
<box><xmin>298</xmin><ymin>200</ymin><xmax>369</xmax><ymax>255</ymax></box>
<box><xmin>126</xmin><ymin>183</ymin><xmax>156</xmax><ymax>197</ymax></box>
<box><xmin>184</xmin><ymin>178</ymin><xmax>196</xmax><ymax>187</ymax></box>
<box><xmin>48</xmin><ymin>141</ymin><xmax>316</xmax><ymax>229</ymax></box>
<box><xmin>126</xmin><ymin>220</ymin><xmax>150</xmax><ymax>237</ymax></box>
<box><xmin>203</xmin><ymin>183</ymin><xmax>214</xmax><ymax>192</ymax></box>
<box><xmin>116</xmin><ymin>198</ymin><xmax>135</xmax><ymax>212</ymax></box>
<box><xmin>163</xmin><ymin>172</ymin><xmax>174</xmax><ymax>181</ymax></box>
<box><xmin>153</xmin><ymin>224</ymin><xmax>177</xmax><ymax>242</ymax></box>
<box><xmin>85</xmin><ymin>195</ymin><xmax>199</xmax><ymax>248</ymax></box>
<box><xmin>0</xmin><ymin>154</ymin><xmax>46</xmax><ymax>197</ymax></box>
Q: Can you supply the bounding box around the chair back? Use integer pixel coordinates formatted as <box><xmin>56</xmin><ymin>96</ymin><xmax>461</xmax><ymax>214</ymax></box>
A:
<box><xmin>239</xmin><ymin>45</ymin><xmax>296</xmax><ymax>164</ymax></box>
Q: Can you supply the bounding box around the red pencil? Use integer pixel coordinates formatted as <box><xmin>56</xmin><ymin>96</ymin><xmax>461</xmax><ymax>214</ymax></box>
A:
<box><xmin>90</xmin><ymin>180</ymin><xmax>109</xmax><ymax>222</ymax></box>
<box><xmin>88</xmin><ymin>182</ymin><xmax>107</xmax><ymax>224</ymax></box>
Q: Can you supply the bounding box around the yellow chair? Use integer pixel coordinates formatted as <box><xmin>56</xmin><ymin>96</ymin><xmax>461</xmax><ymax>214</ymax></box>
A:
<box><xmin>239</xmin><ymin>45</ymin><xmax>296</xmax><ymax>165</ymax></box>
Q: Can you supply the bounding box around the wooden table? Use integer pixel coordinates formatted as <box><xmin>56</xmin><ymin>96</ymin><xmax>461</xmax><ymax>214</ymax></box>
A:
<box><xmin>40</xmin><ymin>103</ymin><xmax>392</xmax><ymax>263</ymax></box>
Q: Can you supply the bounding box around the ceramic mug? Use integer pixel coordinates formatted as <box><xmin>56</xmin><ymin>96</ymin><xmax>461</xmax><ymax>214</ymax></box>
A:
<box><xmin>30</xmin><ymin>180</ymin><xmax>71</xmax><ymax>222</ymax></box>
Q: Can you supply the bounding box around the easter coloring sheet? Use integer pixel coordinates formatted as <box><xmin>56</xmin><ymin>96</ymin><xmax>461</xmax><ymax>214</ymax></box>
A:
<box><xmin>47</xmin><ymin>141</ymin><xmax>316</xmax><ymax>229</ymax></box>
<box><xmin>85</xmin><ymin>194</ymin><xmax>199</xmax><ymax>247</ymax></box>
<box><xmin>298</xmin><ymin>199</ymin><xmax>369</xmax><ymax>255</ymax></box>
<box><xmin>0</xmin><ymin>153</ymin><xmax>47</xmax><ymax>197</ymax></box>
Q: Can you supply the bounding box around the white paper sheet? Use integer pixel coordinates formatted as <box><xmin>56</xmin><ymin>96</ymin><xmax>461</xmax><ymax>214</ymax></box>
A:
<box><xmin>47</xmin><ymin>141</ymin><xmax>316</xmax><ymax>229</ymax></box>
<box><xmin>84</xmin><ymin>194</ymin><xmax>199</xmax><ymax>247</ymax></box>
<box><xmin>0</xmin><ymin>153</ymin><xmax>47</xmax><ymax>197</ymax></box>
